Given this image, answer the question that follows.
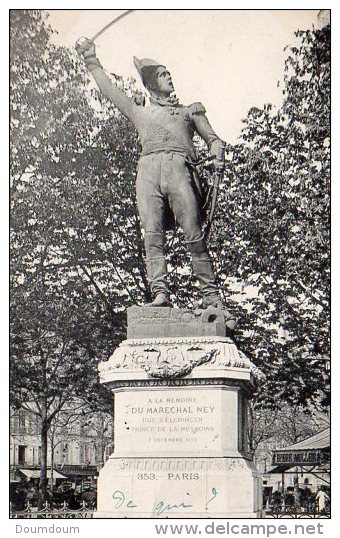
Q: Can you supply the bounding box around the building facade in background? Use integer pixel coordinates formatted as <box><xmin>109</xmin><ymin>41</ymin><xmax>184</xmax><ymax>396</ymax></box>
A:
<box><xmin>10</xmin><ymin>406</ymin><xmax>113</xmax><ymax>488</ymax></box>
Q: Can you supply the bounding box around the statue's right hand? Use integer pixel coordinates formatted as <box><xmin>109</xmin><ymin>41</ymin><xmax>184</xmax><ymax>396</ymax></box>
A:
<box><xmin>75</xmin><ymin>37</ymin><xmax>95</xmax><ymax>57</ymax></box>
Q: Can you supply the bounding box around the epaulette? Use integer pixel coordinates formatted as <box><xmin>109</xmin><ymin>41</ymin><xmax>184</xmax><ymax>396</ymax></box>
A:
<box><xmin>188</xmin><ymin>102</ymin><xmax>206</xmax><ymax>116</ymax></box>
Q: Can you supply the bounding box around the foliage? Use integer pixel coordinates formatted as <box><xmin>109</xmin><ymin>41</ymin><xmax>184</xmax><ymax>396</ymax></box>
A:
<box><xmin>208</xmin><ymin>26</ymin><xmax>330</xmax><ymax>409</ymax></box>
<box><xmin>10</xmin><ymin>11</ymin><xmax>330</xmax><ymax>492</ymax></box>
<box><xmin>10</xmin><ymin>9</ymin><xmax>118</xmax><ymax>502</ymax></box>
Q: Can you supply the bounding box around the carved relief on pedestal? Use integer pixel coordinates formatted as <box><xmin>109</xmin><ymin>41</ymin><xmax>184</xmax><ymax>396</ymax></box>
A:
<box><xmin>132</xmin><ymin>344</ymin><xmax>217</xmax><ymax>378</ymax></box>
<box><xmin>99</xmin><ymin>337</ymin><xmax>263</xmax><ymax>380</ymax></box>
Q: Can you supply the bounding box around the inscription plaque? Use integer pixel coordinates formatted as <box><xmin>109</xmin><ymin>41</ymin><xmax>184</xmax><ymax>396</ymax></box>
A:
<box><xmin>114</xmin><ymin>388</ymin><xmax>240</xmax><ymax>457</ymax></box>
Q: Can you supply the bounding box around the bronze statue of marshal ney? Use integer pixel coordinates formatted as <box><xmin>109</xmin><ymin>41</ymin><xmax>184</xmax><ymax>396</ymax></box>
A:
<box><xmin>76</xmin><ymin>38</ymin><xmax>234</xmax><ymax>324</ymax></box>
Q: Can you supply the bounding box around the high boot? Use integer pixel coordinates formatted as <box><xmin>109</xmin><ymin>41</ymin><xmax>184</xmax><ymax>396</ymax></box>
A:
<box><xmin>144</xmin><ymin>231</ymin><xmax>171</xmax><ymax>306</ymax></box>
<box><xmin>187</xmin><ymin>236</ymin><xmax>236</xmax><ymax>330</ymax></box>
<box><xmin>186</xmin><ymin>236</ymin><xmax>219</xmax><ymax>303</ymax></box>
<box><xmin>145</xmin><ymin>292</ymin><xmax>172</xmax><ymax>307</ymax></box>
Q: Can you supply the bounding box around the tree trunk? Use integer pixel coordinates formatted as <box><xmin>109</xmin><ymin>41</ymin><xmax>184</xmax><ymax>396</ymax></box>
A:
<box><xmin>39</xmin><ymin>407</ymin><xmax>49</xmax><ymax>509</ymax></box>
<box><xmin>50</xmin><ymin>429</ymin><xmax>54</xmax><ymax>492</ymax></box>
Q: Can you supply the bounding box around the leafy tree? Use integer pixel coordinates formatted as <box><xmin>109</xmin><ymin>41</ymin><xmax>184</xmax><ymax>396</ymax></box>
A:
<box><xmin>10</xmin><ymin>11</ymin><xmax>330</xmax><ymax>506</ymax></box>
<box><xmin>209</xmin><ymin>25</ymin><xmax>330</xmax><ymax>409</ymax></box>
<box><xmin>10</xmin><ymin>9</ymin><xmax>117</xmax><ymax>504</ymax></box>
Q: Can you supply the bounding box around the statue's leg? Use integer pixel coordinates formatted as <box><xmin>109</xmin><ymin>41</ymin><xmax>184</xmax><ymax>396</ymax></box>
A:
<box><xmin>165</xmin><ymin>154</ymin><xmax>220</xmax><ymax>304</ymax></box>
<box><xmin>144</xmin><ymin>231</ymin><xmax>171</xmax><ymax>305</ymax></box>
<box><xmin>136</xmin><ymin>155</ymin><xmax>170</xmax><ymax>304</ymax></box>
<box><xmin>166</xmin><ymin>156</ymin><xmax>237</xmax><ymax>327</ymax></box>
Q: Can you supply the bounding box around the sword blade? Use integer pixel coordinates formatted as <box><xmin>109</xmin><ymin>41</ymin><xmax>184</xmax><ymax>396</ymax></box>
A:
<box><xmin>91</xmin><ymin>9</ymin><xmax>135</xmax><ymax>42</ymax></box>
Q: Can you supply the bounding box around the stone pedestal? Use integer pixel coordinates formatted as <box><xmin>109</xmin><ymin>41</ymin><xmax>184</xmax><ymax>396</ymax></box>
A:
<box><xmin>96</xmin><ymin>307</ymin><xmax>263</xmax><ymax>518</ymax></box>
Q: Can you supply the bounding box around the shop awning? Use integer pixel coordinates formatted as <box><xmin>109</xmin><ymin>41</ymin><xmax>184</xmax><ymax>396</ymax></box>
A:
<box><xmin>269</xmin><ymin>428</ymin><xmax>330</xmax><ymax>473</ymax></box>
<box><xmin>56</xmin><ymin>465</ymin><xmax>98</xmax><ymax>477</ymax></box>
<box><xmin>19</xmin><ymin>469</ymin><xmax>68</xmax><ymax>479</ymax></box>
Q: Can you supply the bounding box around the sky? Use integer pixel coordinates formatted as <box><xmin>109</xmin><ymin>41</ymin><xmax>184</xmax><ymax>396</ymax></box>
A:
<box><xmin>48</xmin><ymin>9</ymin><xmax>319</xmax><ymax>143</ymax></box>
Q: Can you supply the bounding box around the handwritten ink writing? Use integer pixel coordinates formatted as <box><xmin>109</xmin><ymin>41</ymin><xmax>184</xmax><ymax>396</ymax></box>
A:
<box><xmin>112</xmin><ymin>490</ymin><xmax>125</xmax><ymax>509</ymax></box>
<box><xmin>112</xmin><ymin>490</ymin><xmax>137</xmax><ymax>509</ymax></box>
<box><xmin>154</xmin><ymin>500</ymin><xmax>193</xmax><ymax>517</ymax></box>
<box><xmin>205</xmin><ymin>487</ymin><xmax>218</xmax><ymax>509</ymax></box>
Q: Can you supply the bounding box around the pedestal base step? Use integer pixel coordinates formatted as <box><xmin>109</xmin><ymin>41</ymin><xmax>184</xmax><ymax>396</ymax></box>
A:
<box><xmin>127</xmin><ymin>306</ymin><xmax>227</xmax><ymax>338</ymax></box>
<box><xmin>97</xmin><ymin>456</ymin><xmax>262</xmax><ymax>518</ymax></box>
